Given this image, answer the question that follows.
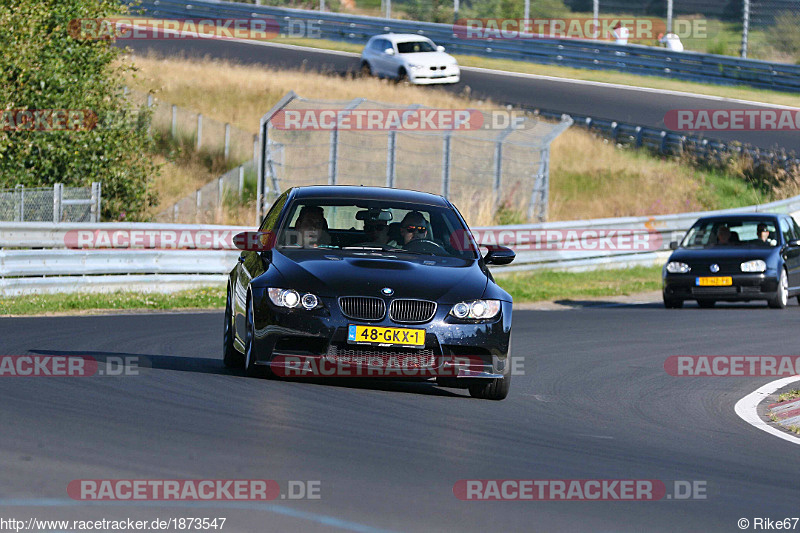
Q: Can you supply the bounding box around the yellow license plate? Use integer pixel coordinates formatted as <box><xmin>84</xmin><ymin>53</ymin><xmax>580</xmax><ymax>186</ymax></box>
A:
<box><xmin>347</xmin><ymin>325</ymin><xmax>425</xmax><ymax>347</ymax></box>
<box><xmin>696</xmin><ymin>277</ymin><xmax>732</xmax><ymax>286</ymax></box>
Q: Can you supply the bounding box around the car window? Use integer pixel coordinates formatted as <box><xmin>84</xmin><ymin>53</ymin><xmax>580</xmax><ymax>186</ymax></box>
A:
<box><xmin>780</xmin><ymin>217</ymin><xmax>795</xmax><ymax>244</ymax></box>
<box><xmin>681</xmin><ymin>219</ymin><xmax>779</xmax><ymax>248</ymax></box>
<box><xmin>397</xmin><ymin>40</ymin><xmax>436</xmax><ymax>53</ymax></box>
<box><xmin>792</xmin><ymin>218</ymin><xmax>800</xmax><ymax>242</ymax></box>
<box><xmin>258</xmin><ymin>190</ymin><xmax>289</xmax><ymax>232</ymax></box>
<box><xmin>380</xmin><ymin>39</ymin><xmax>393</xmax><ymax>52</ymax></box>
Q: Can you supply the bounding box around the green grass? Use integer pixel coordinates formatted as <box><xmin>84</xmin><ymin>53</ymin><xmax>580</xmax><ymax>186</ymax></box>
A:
<box><xmin>778</xmin><ymin>389</ymin><xmax>800</xmax><ymax>403</ymax></box>
<box><xmin>495</xmin><ymin>266</ymin><xmax>662</xmax><ymax>302</ymax></box>
<box><xmin>0</xmin><ymin>286</ymin><xmax>226</xmax><ymax>316</ymax></box>
<box><xmin>695</xmin><ymin>168</ymin><xmax>770</xmax><ymax>210</ymax></box>
<box><xmin>0</xmin><ymin>267</ymin><xmax>663</xmax><ymax>314</ymax></box>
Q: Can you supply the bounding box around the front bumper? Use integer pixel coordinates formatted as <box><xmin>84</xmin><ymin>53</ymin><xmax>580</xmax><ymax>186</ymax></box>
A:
<box><xmin>249</xmin><ymin>291</ymin><xmax>511</xmax><ymax>380</ymax></box>
<box><xmin>663</xmin><ymin>272</ymin><xmax>779</xmax><ymax>301</ymax></box>
<box><xmin>408</xmin><ymin>67</ymin><xmax>460</xmax><ymax>84</ymax></box>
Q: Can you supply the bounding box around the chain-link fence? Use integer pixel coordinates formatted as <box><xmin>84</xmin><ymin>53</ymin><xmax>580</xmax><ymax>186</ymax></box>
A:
<box><xmin>0</xmin><ymin>183</ymin><xmax>102</xmax><ymax>223</ymax></box>
<box><xmin>258</xmin><ymin>93</ymin><xmax>572</xmax><ymax>224</ymax></box>
<box><xmin>156</xmin><ymin>161</ymin><xmax>257</xmax><ymax>224</ymax></box>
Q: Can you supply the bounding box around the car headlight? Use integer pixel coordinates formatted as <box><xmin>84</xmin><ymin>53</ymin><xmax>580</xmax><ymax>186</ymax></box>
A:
<box><xmin>449</xmin><ymin>299</ymin><xmax>501</xmax><ymax>320</ymax></box>
<box><xmin>268</xmin><ymin>288</ymin><xmax>321</xmax><ymax>310</ymax></box>
<box><xmin>741</xmin><ymin>260</ymin><xmax>767</xmax><ymax>273</ymax></box>
<box><xmin>665</xmin><ymin>261</ymin><xmax>690</xmax><ymax>274</ymax></box>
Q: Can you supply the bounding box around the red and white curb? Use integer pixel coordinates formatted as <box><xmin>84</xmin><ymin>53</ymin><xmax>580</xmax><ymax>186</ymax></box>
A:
<box><xmin>735</xmin><ymin>376</ymin><xmax>800</xmax><ymax>446</ymax></box>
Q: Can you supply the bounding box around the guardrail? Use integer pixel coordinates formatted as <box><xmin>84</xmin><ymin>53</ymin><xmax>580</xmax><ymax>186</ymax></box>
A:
<box><xmin>4</xmin><ymin>190</ymin><xmax>800</xmax><ymax>295</ymax></box>
<box><xmin>129</xmin><ymin>0</ymin><xmax>800</xmax><ymax>93</ymax></box>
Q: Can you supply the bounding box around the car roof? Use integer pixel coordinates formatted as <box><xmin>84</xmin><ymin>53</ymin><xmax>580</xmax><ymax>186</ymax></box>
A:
<box><xmin>288</xmin><ymin>185</ymin><xmax>449</xmax><ymax>206</ymax></box>
<box><xmin>371</xmin><ymin>33</ymin><xmax>433</xmax><ymax>43</ymax></box>
<box><xmin>694</xmin><ymin>213</ymin><xmax>784</xmax><ymax>224</ymax></box>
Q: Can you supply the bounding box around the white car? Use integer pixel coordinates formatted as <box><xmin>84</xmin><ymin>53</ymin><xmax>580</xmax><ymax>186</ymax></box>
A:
<box><xmin>360</xmin><ymin>34</ymin><xmax>460</xmax><ymax>85</ymax></box>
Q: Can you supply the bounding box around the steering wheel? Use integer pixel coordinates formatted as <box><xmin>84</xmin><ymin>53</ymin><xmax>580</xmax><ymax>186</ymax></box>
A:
<box><xmin>404</xmin><ymin>238</ymin><xmax>448</xmax><ymax>255</ymax></box>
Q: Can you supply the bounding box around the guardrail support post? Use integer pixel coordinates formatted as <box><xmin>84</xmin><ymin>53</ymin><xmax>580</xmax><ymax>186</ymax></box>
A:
<box><xmin>196</xmin><ymin>113</ymin><xmax>203</xmax><ymax>151</ymax></box>
<box><xmin>386</xmin><ymin>130</ymin><xmax>396</xmax><ymax>188</ymax></box>
<box><xmin>53</xmin><ymin>183</ymin><xmax>63</xmax><ymax>224</ymax></box>
<box><xmin>441</xmin><ymin>132</ymin><xmax>451</xmax><ymax>199</ymax></box>
<box><xmin>634</xmin><ymin>126</ymin><xmax>643</xmax><ymax>148</ymax></box>
<box><xmin>610</xmin><ymin>121</ymin><xmax>619</xmax><ymax>144</ymax></box>
<box><xmin>659</xmin><ymin>131</ymin><xmax>667</xmax><ymax>154</ymax></box>
<box><xmin>224</xmin><ymin>123</ymin><xmax>231</xmax><ymax>160</ymax></box>
<box><xmin>91</xmin><ymin>182</ymin><xmax>101</xmax><ymax>222</ymax></box>
<box><xmin>171</xmin><ymin>105</ymin><xmax>177</xmax><ymax>138</ymax></box>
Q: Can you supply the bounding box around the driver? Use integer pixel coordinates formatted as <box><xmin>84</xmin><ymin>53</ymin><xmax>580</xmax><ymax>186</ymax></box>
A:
<box><xmin>295</xmin><ymin>205</ymin><xmax>331</xmax><ymax>247</ymax></box>
<box><xmin>399</xmin><ymin>211</ymin><xmax>429</xmax><ymax>247</ymax></box>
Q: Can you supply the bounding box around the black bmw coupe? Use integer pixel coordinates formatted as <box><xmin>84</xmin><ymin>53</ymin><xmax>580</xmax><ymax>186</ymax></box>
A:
<box><xmin>223</xmin><ymin>186</ymin><xmax>516</xmax><ymax>400</ymax></box>
<box><xmin>663</xmin><ymin>213</ymin><xmax>800</xmax><ymax>309</ymax></box>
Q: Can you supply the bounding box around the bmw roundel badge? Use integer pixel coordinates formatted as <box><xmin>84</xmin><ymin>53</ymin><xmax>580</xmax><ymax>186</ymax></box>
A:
<box><xmin>381</xmin><ymin>287</ymin><xmax>394</xmax><ymax>296</ymax></box>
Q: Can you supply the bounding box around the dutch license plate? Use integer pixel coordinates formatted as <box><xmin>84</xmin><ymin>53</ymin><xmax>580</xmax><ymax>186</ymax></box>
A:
<box><xmin>347</xmin><ymin>325</ymin><xmax>425</xmax><ymax>347</ymax></box>
<box><xmin>696</xmin><ymin>277</ymin><xmax>732</xmax><ymax>286</ymax></box>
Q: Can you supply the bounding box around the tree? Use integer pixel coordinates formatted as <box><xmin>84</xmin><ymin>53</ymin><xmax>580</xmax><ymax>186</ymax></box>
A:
<box><xmin>0</xmin><ymin>0</ymin><xmax>158</xmax><ymax>221</ymax></box>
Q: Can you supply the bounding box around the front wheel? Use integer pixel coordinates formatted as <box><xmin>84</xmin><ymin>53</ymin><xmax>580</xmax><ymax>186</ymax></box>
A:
<box><xmin>768</xmin><ymin>269</ymin><xmax>789</xmax><ymax>309</ymax></box>
<box><xmin>244</xmin><ymin>294</ymin><xmax>272</xmax><ymax>378</ymax></box>
<box><xmin>223</xmin><ymin>284</ymin><xmax>243</xmax><ymax>368</ymax></box>
<box><xmin>396</xmin><ymin>67</ymin><xmax>408</xmax><ymax>83</ymax></box>
<box><xmin>663</xmin><ymin>296</ymin><xmax>683</xmax><ymax>309</ymax></box>
<box><xmin>360</xmin><ymin>61</ymin><xmax>372</xmax><ymax>77</ymax></box>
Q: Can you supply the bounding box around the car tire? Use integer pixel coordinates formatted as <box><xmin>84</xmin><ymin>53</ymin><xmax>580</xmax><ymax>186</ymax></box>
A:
<box><xmin>697</xmin><ymin>300</ymin><xmax>716</xmax><ymax>308</ymax></box>
<box><xmin>397</xmin><ymin>67</ymin><xmax>408</xmax><ymax>83</ymax></box>
<box><xmin>223</xmin><ymin>284</ymin><xmax>243</xmax><ymax>368</ymax></box>
<box><xmin>244</xmin><ymin>293</ymin><xmax>272</xmax><ymax>378</ymax></box>
<box><xmin>360</xmin><ymin>61</ymin><xmax>372</xmax><ymax>77</ymax></box>
<box><xmin>663</xmin><ymin>296</ymin><xmax>683</xmax><ymax>309</ymax></box>
<box><xmin>768</xmin><ymin>269</ymin><xmax>789</xmax><ymax>309</ymax></box>
<box><xmin>468</xmin><ymin>359</ymin><xmax>511</xmax><ymax>401</ymax></box>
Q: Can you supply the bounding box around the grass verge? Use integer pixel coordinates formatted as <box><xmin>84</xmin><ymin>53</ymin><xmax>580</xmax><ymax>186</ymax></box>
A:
<box><xmin>0</xmin><ymin>267</ymin><xmax>662</xmax><ymax>315</ymax></box>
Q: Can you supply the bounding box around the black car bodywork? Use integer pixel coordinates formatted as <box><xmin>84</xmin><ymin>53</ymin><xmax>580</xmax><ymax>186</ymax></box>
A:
<box><xmin>663</xmin><ymin>213</ymin><xmax>800</xmax><ymax>308</ymax></box>
<box><xmin>223</xmin><ymin>186</ymin><xmax>516</xmax><ymax>400</ymax></box>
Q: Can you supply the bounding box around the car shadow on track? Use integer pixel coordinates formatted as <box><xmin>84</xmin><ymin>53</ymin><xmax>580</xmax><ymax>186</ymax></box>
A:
<box><xmin>28</xmin><ymin>349</ymin><xmax>469</xmax><ymax>398</ymax></box>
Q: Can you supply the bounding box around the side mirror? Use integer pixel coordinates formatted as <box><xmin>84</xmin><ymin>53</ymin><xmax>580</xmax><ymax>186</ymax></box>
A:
<box><xmin>669</xmin><ymin>241</ymin><xmax>679</xmax><ymax>250</ymax></box>
<box><xmin>483</xmin><ymin>245</ymin><xmax>515</xmax><ymax>265</ymax></box>
<box><xmin>789</xmin><ymin>239</ymin><xmax>800</xmax><ymax>247</ymax></box>
<box><xmin>436</xmin><ymin>45</ymin><xmax>445</xmax><ymax>52</ymax></box>
<box><xmin>384</xmin><ymin>48</ymin><xmax>395</xmax><ymax>55</ymax></box>
<box><xmin>233</xmin><ymin>231</ymin><xmax>276</xmax><ymax>252</ymax></box>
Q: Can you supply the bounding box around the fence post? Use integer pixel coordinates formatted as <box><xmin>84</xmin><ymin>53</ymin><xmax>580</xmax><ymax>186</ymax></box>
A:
<box><xmin>441</xmin><ymin>132</ymin><xmax>451</xmax><ymax>199</ymax></box>
<box><xmin>492</xmin><ymin>141</ymin><xmax>503</xmax><ymax>202</ymax></box>
<box><xmin>171</xmin><ymin>105</ymin><xmax>177</xmax><ymax>138</ymax></box>
<box><xmin>634</xmin><ymin>126</ymin><xmax>643</xmax><ymax>148</ymax></box>
<box><xmin>328</xmin><ymin>129</ymin><xmax>339</xmax><ymax>185</ymax></box>
<box><xmin>218</xmin><ymin>177</ymin><xmax>224</xmax><ymax>209</ymax></box>
<box><xmin>91</xmin><ymin>181</ymin><xmax>101</xmax><ymax>222</ymax></box>
<box><xmin>386</xmin><ymin>130</ymin><xmax>397</xmax><ymax>188</ymax></box>
<box><xmin>53</xmin><ymin>183</ymin><xmax>63</xmax><ymax>223</ymax></box>
<box><xmin>196</xmin><ymin>113</ymin><xmax>203</xmax><ymax>151</ymax></box>
<box><xmin>238</xmin><ymin>166</ymin><xmax>245</xmax><ymax>200</ymax></box>
<box><xmin>196</xmin><ymin>189</ymin><xmax>202</xmax><ymax>224</ymax></box>
<box><xmin>660</xmin><ymin>130</ymin><xmax>668</xmax><ymax>154</ymax></box>
<box><xmin>224</xmin><ymin>123</ymin><xmax>231</xmax><ymax>160</ymax></box>
<box><xmin>173</xmin><ymin>203</ymin><xmax>179</xmax><ymax>222</ymax></box>
<box><xmin>14</xmin><ymin>184</ymin><xmax>23</xmax><ymax>222</ymax></box>
<box><xmin>147</xmin><ymin>94</ymin><xmax>153</xmax><ymax>107</ymax></box>
<box><xmin>610</xmin><ymin>121</ymin><xmax>619</xmax><ymax>144</ymax></box>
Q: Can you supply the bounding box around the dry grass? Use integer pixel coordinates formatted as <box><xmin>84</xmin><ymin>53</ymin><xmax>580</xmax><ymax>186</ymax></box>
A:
<box><xmin>125</xmin><ymin>53</ymin><xmax>757</xmax><ymax>225</ymax></box>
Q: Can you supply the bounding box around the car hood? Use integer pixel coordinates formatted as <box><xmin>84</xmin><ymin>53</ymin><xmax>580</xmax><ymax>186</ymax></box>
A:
<box><xmin>268</xmin><ymin>249</ymin><xmax>488</xmax><ymax>302</ymax></box>
<box><xmin>401</xmin><ymin>52</ymin><xmax>457</xmax><ymax>66</ymax></box>
<box><xmin>668</xmin><ymin>246</ymin><xmax>778</xmax><ymax>263</ymax></box>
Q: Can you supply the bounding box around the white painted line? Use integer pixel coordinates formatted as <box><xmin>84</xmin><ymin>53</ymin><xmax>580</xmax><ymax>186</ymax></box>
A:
<box><xmin>734</xmin><ymin>376</ymin><xmax>800</xmax><ymax>446</ymax></box>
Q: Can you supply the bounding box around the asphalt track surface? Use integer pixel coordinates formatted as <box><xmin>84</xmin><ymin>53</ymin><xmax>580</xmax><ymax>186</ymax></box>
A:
<box><xmin>122</xmin><ymin>38</ymin><xmax>800</xmax><ymax>152</ymax></box>
<box><xmin>2</xmin><ymin>303</ymin><xmax>800</xmax><ymax>532</ymax></box>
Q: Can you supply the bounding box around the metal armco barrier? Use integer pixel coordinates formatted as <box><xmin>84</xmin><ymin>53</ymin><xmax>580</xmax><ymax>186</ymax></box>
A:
<box><xmin>129</xmin><ymin>0</ymin><xmax>800</xmax><ymax>93</ymax></box>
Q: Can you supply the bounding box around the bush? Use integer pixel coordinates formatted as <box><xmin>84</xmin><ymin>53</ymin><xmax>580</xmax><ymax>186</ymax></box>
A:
<box><xmin>0</xmin><ymin>0</ymin><xmax>158</xmax><ymax>221</ymax></box>
<box><xmin>467</xmin><ymin>0</ymin><xmax>569</xmax><ymax>19</ymax></box>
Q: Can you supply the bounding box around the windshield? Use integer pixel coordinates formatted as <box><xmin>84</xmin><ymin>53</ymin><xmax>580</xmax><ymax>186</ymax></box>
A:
<box><xmin>276</xmin><ymin>199</ymin><xmax>478</xmax><ymax>259</ymax></box>
<box><xmin>681</xmin><ymin>219</ymin><xmax>779</xmax><ymax>248</ymax></box>
<box><xmin>397</xmin><ymin>40</ymin><xmax>436</xmax><ymax>53</ymax></box>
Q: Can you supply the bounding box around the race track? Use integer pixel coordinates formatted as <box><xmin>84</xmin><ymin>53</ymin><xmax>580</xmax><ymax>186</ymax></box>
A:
<box><xmin>2</xmin><ymin>304</ymin><xmax>799</xmax><ymax>532</ymax></box>
<box><xmin>122</xmin><ymin>38</ymin><xmax>800</xmax><ymax>152</ymax></box>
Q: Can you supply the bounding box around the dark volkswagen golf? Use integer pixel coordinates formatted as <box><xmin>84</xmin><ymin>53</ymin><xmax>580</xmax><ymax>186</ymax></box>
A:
<box><xmin>663</xmin><ymin>213</ymin><xmax>800</xmax><ymax>309</ymax></box>
<box><xmin>223</xmin><ymin>186</ymin><xmax>516</xmax><ymax>400</ymax></box>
